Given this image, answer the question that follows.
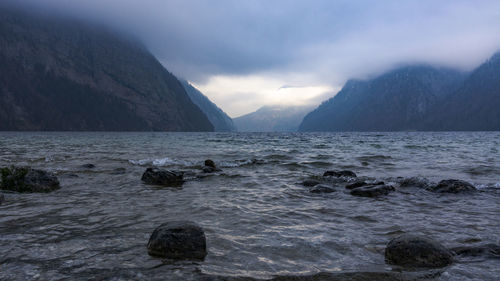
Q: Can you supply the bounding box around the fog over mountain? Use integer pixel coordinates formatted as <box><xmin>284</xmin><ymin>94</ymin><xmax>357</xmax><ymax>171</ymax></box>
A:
<box><xmin>234</xmin><ymin>106</ymin><xmax>314</xmax><ymax>132</ymax></box>
<box><xmin>299</xmin><ymin>53</ymin><xmax>500</xmax><ymax>131</ymax></box>
<box><xmin>0</xmin><ymin>6</ymin><xmax>213</xmax><ymax>131</ymax></box>
<box><xmin>3</xmin><ymin>0</ymin><xmax>500</xmax><ymax>116</ymax></box>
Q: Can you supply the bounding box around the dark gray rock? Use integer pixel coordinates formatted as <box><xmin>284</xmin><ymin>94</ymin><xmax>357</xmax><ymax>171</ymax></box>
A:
<box><xmin>350</xmin><ymin>185</ymin><xmax>394</xmax><ymax>197</ymax></box>
<box><xmin>309</xmin><ymin>184</ymin><xmax>336</xmax><ymax>193</ymax></box>
<box><xmin>302</xmin><ymin>179</ymin><xmax>321</xmax><ymax>187</ymax></box>
<box><xmin>0</xmin><ymin>166</ymin><xmax>60</xmax><ymax>193</ymax></box>
<box><xmin>204</xmin><ymin>159</ymin><xmax>216</xmax><ymax>168</ymax></box>
<box><xmin>323</xmin><ymin>170</ymin><xmax>357</xmax><ymax>178</ymax></box>
<box><xmin>385</xmin><ymin>234</ymin><xmax>453</xmax><ymax>268</ymax></box>
<box><xmin>451</xmin><ymin>244</ymin><xmax>500</xmax><ymax>258</ymax></box>
<box><xmin>399</xmin><ymin>177</ymin><xmax>430</xmax><ymax>188</ymax></box>
<box><xmin>428</xmin><ymin>179</ymin><xmax>476</xmax><ymax>193</ymax></box>
<box><xmin>202</xmin><ymin>159</ymin><xmax>221</xmax><ymax>173</ymax></box>
<box><xmin>345</xmin><ymin>181</ymin><xmax>384</xmax><ymax>190</ymax></box>
<box><xmin>147</xmin><ymin>221</ymin><xmax>207</xmax><ymax>260</ymax></box>
<box><xmin>141</xmin><ymin>167</ymin><xmax>184</xmax><ymax>186</ymax></box>
<box><xmin>0</xmin><ymin>193</ymin><xmax>4</xmax><ymax>205</ymax></box>
<box><xmin>81</xmin><ymin>164</ymin><xmax>95</xmax><ymax>169</ymax></box>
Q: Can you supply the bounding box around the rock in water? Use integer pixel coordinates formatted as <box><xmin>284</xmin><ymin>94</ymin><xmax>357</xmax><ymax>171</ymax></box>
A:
<box><xmin>345</xmin><ymin>181</ymin><xmax>384</xmax><ymax>190</ymax></box>
<box><xmin>428</xmin><ymin>179</ymin><xmax>476</xmax><ymax>193</ymax></box>
<box><xmin>0</xmin><ymin>166</ymin><xmax>60</xmax><ymax>193</ymax></box>
<box><xmin>399</xmin><ymin>177</ymin><xmax>430</xmax><ymax>188</ymax></box>
<box><xmin>451</xmin><ymin>244</ymin><xmax>500</xmax><ymax>258</ymax></box>
<box><xmin>141</xmin><ymin>168</ymin><xmax>184</xmax><ymax>186</ymax></box>
<box><xmin>302</xmin><ymin>179</ymin><xmax>321</xmax><ymax>187</ymax></box>
<box><xmin>147</xmin><ymin>221</ymin><xmax>207</xmax><ymax>260</ymax></box>
<box><xmin>309</xmin><ymin>184</ymin><xmax>336</xmax><ymax>193</ymax></box>
<box><xmin>204</xmin><ymin>159</ymin><xmax>216</xmax><ymax>168</ymax></box>
<box><xmin>0</xmin><ymin>193</ymin><xmax>4</xmax><ymax>205</ymax></box>
<box><xmin>323</xmin><ymin>170</ymin><xmax>357</xmax><ymax>178</ymax></box>
<box><xmin>350</xmin><ymin>185</ymin><xmax>395</xmax><ymax>197</ymax></box>
<box><xmin>81</xmin><ymin>164</ymin><xmax>96</xmax><ymax>169</ymax></box>
<box><xmin>202</xmin><ymin>159</ymin><xmax>221</xmax><ymax>173</ymax></box>
<box><xmin>385</xmin><ymin>234</ymin><xmax>453</xmax><ymax>268</ymax></box>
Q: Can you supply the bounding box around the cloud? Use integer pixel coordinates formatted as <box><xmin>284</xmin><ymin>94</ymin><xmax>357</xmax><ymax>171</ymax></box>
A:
<box><xmin>6</xmin><ymin>0</ymin><xmax>500</xmax><ymax>115</ymax></box>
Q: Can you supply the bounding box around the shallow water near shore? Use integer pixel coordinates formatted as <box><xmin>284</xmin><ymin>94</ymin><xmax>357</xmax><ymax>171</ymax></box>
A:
<box><xmin>0</xmin><ymin>132</ymin><xmax>499</xmax><ymax>280</ymax></box>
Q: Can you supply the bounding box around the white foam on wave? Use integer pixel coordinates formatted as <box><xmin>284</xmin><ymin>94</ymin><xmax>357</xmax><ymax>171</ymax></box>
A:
<box><xmin>128</xmin><ymin>157</ymin><xmax>193</xmax><ymax>167</ymax></box>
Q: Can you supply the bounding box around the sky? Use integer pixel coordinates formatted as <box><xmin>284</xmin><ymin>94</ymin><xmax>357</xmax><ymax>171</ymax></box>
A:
<box><xmin>9</xmin><ymin>0</ymin><xmax>500</xmax><ymax>117</ymax></box>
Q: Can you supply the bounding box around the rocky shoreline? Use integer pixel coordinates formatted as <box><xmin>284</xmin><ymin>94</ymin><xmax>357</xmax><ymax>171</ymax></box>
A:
<box><xmin>0</xmin><ymin>161</ymin><xmax>497</xmax><ymax>280</ymax></box>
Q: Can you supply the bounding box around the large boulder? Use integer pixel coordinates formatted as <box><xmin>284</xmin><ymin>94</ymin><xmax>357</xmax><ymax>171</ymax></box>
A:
<box><xmin>309</xmin><ymin>184</ymin><xmax>336</xmax><ymax>193</ymax></box>
<box><xmin>385</xmin><ymin>234</ymin><xmax>453</xmax><ymax>268</ymax></box>
<box><xmin>323</xmin><ymin>170</ymin><xmax>357</xmax><ymax>178</ymax></box>
<box><xmin>147</xmin><ymin>221</ymin><xmax>207</xmax><ymax>260</ymax></box>
<box><xmin>0</xmin><ymin>166</ymin><xmax>60</xmax><ymax>193</ymax></box>
<box><xmin>141</xmin><ymin>168</ymin><xmax>184</xmax><ymax>186</ymax></box>
<box><xmin>428</xmin><ymin>179</ymin><xmax>476</xmax><ymax>193</ymax></box>
<box><xmin>350</xmin><ymin>185</ymin><xmax>394</xmax><ymax>197</ymax></box>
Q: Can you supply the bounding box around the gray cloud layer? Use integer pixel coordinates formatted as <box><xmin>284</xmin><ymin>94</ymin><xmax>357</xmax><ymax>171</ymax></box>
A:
<box><xmin>6</xmin><ymin>0</ymin><xmax>500</xmax><ymax>92</ymax></box>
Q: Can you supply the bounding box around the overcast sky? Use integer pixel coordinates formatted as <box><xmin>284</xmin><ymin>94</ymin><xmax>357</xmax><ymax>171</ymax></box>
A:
<box><xmin>11</xmin><ymin>0</ymin><xmax>500</xmax><ymax>117</ymax></box>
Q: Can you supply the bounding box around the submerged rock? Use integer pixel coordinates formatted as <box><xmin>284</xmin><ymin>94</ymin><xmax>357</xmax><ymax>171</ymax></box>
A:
<box><xmin>81</xmin><ymin>163</ymin><xmax>96</xmax><ymax>169</ymax></box>
<box><xmin>141</xmin><ymin>167</ymin><xmax>184</xmax><ymax>186</ymax></box>
<box><xmin>147</xmin><ymin>221</ymin><xmax>207</xmax><ymax>260</ymax></box>
<box><xmin>385</xmin><ymin>234</ymin><xmax>453</xmax><ymax>268</ymax></box>
<box><xmin>428</xmin><ymin>179</ymin><xmax>476</xmax><ymax>193</ymax></box>
<box><xmin>399</xmin><ymin>177</ymin><xmax>430</xmax><ymax>188</ymax></box>
<box><xmin>350</xmin><ymin>185</ymin><xmax>394</xmax><ymax>197</ymax></box>
<box><xmin>451</xmin><ymin>244</ymin><xmax>500</xmax><ymax>258</ymax></box>
<box><xmin>0</xmin><ymin>166</ymin><xmax>60</xmax><ymax>193</ymax></box>
<box><xmin>346</xmin><ymin>181</ymin><xmax>384</xmax><ymax>190</ymax></box>
<box><xmin>302</xmin><ymin>179</ymin><xmax>321</xmax><ymax>187</ymax></box>
<box><xmin>309</xmin><ymin>184</ymin><xmax>336</xmax><ymax>193</ymax></box>
<box><xmin>0</xmin><ymin>193</ymin><xmax>4</xmax><ymax>205</ymax></box>
<box><xmin>323</xmin><ymin>170</ymin><xmax>357</xmax><ymax>178</ymax></box>
<box><xmin>204</xmin><ymin>159</ymin><xmax>216</xmax><ymax>168</ymax></box>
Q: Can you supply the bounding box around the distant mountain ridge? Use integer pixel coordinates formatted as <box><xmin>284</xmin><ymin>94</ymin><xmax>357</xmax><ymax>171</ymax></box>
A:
<box><xmin>299</xmin><ymin>54</ymin><xmax>500</xmax><ymax>131</ymax></box>
<box><xmin>0</xmin><ymin>6</ymin><xmax>213</xmax><ymax>131</ymax></box>
<box><xmin>235</xmin><ymin>105</ymin><xmax>314</xmax><ymax>132</ymax></box>
<box><xmin>180</xmin><ymin>80</ymin><xmax>236</xmax><ymax>132</ymax></box>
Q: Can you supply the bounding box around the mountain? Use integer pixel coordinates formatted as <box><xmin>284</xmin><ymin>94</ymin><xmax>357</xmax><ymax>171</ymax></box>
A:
<box><xmin>299</xmin><ymin>66</ymin><xmax>466</xmax><ymax>131</ymax></box>
<box><xmin>427</xmin><ymin>52</ymin><xmax>500</xmax><ymax>130</ymax></box>
<box><xmin>180</xmin><ymin>80</ymin><xmax>236</xmax><ymax>132</ymax></box>
<box><xmin>0</xmin><ymin>7</ymin><xmax>213</xmax><ymax>131</ymax></box>
<box><xmin>234</xmin><ymin>105</ymin><xmax>314</xmax><ymax>132</ymax></box>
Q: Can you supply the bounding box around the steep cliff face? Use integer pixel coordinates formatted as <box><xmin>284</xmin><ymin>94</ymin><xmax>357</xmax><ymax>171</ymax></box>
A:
<box><xmin>427</xmin><ymin>52</ymin><xmax>500</xmax><ymax>130</ymax></box>
<box><xmin>299</xmin><ymin>66</ymin><xmax>466</xmax><ymax>131</ymax></box>
<box><xmin>0</xmin><ymin>8</ymin><xmax>213</xmax><ymax>131</ymax></box>
<box><xmin>180</xmin><ymin>80</ymin><xmax>236</xmax><ymax>132</ymax></box>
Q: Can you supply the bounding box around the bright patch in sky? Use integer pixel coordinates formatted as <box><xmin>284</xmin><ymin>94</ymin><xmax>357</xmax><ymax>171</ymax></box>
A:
<box><xmin>193</xmin><ymin>75</ymin><xmax>335</xmax><ymax>117</ymax></box>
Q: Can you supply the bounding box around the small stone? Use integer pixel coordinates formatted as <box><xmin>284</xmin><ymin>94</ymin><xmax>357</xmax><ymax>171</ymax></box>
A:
<box><xmin>323</xmin><ymin>170</ymin><xmax>357</xmax><ymax>178</ymax></box>
<box><xmin>141</xmin><ymin>167</ymin><xmax>184</xmax><ymax>186</ymax></box>
<box><xmin>309</xmin><ymin>184</ymin><xmax>336</xmax><ymax>193</ymax></box>
<box><xmin>147</xmin><ymin>221</ymin><xmax>207</xmax><ymax>260</ymax></box>
<box><xmin>350</xmin><ymin>185</ymin><xmax>394</xmax><ymax>197</ymax></box>
<box><xmin>385</xmin><ymin>234</ymin><xmax>453</xmax><ymax>268</ymax></box>
<box><xmin>302</xmin><ymin>179</ymin><xmax>321</xmax><ymax>187</ymax></box>
<box><xmin>204</xmin><ymin>159</ymin><xmax>216</xmax><ymax>168</ymax></box>
<box><xmin>81</xmin><ymin>164</ymin><xmax>95</xmax><ymax>169</ymax></box>
<box><xmin>399</xmin><ymin>177</ymin><xmax>430</xmax><ymax>188</ymax></box>
<box><xmin>428</xmin><ymin>179</ymin><xmax>476</xmax><ymax>193</ymax></box>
